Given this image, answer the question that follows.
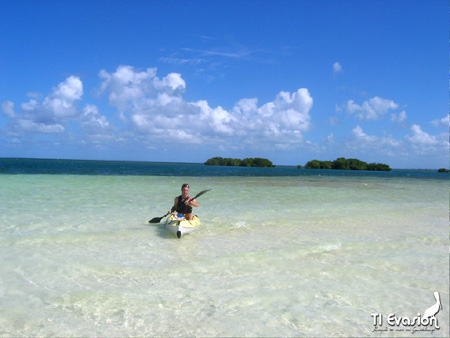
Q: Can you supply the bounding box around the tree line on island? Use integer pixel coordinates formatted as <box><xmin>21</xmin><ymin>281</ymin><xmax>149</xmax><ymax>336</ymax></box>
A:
<box><xmin>301</xmin><ymin>157</ymin><xmax>392</xmax><ymax>171</ymax></box>
<box><xmin>204</xmin><ymin>157</ymin><xmax>275</xmax><ymax>167</ymax></box>
<box><xmin>204</xmin><ymin>156</ymin><xmax>393</xmax><ymax>171</ymax></box>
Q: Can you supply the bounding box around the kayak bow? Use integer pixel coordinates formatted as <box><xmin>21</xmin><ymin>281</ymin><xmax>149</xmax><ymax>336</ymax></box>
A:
<box><xmin>164</xmin><ymin>214</ymin><xmax>201</xmax><ymax>238</ymax></box>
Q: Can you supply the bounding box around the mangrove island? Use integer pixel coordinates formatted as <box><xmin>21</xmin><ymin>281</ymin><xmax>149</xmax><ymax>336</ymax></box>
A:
<box><xmin>205</xmin><ymin>157</ymin><xmax>275</xmax><ymax>167</ymax></box>
<box><xmin>303</xmin><ymin>157</ymin><xmax>392</xmax><ymax>171</ymax></box>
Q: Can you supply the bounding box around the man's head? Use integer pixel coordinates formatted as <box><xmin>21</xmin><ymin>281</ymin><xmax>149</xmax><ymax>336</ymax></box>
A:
<box><xmin>181</xmin><ymin>183</ymin><xmax>189</xmax><ymax>195</ymax></box>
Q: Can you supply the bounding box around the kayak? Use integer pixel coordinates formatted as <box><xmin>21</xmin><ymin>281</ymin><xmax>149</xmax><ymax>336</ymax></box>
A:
<box><xmin>164</xmin><ymin>214</ymin><xmax>201</xmax><ymax>238</ymax></box>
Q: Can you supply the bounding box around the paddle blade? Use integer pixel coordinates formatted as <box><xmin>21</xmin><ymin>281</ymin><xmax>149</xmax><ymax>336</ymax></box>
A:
<box><xmin>148</xmin><ymin>212</ymin><xmax>170</xmax><ymax>224</ymax></box>
<box><xmin>192</xmin><ymin>189</ymin><xmax>212</xmax><ymax>200</ymax></box>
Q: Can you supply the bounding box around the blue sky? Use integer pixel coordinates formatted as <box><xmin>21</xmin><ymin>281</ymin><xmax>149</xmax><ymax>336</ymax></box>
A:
<box><xmin>0</xmin><ymin>0</ymin><xmax>448</xmax><ymax>168</ymax></box>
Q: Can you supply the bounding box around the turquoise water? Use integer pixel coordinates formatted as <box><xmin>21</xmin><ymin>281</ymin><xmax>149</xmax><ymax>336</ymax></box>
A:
<box><xmin>0</xmin><ymin>160</ymin><xmax>448</xmax><ymax>337</ymax></box>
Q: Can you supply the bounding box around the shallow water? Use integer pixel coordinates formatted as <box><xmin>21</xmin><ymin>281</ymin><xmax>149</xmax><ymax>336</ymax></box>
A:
<box><xmin>0</xmin><ymin>170</ymin><xmax>448</xmax><ymax>337</ymax></box>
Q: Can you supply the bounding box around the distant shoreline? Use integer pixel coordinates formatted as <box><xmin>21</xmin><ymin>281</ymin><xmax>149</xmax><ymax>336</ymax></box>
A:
<box><xmin>0</xmin><ymin>157</ymin><xmax>447</xmax><ymax>171</ymax></box>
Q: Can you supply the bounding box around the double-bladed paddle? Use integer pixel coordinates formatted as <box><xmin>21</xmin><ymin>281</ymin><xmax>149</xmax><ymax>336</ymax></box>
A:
<box><xmin>148</xmin><ymin>189</ymin><xmax>212</xmax><ymax>223</ymax></box>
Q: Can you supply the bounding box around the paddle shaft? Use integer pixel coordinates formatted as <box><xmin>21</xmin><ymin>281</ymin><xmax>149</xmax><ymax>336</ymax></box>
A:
<box><xmin>171</xmin><ymin>189</ymin><xmax>211</xmax><ymax>211</ymax></box>
<box><xmin>186</xmin><ymin>189</ymin><xmax>212</xmax><ymax>202</ymax></box>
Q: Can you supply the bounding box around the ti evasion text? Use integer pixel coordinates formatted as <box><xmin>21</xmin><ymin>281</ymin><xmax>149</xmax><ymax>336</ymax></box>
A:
<box><xmin>371</xmin><ymin>291</ymin><xmax>442</xmax><ymax>334</ymax></box>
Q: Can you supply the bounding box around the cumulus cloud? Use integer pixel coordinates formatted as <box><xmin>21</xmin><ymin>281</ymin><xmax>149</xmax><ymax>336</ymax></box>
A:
<box><xmin>33</xmin><ymin>75</ymin><xmax>83</xmax><ymax>121</ymax></box>
<box><xmin>1</xmin><ymin>76</ymin><xmax>116</xmax><ymax>140</ymax></box>
<box><xmin>2</xmin><ymin>76</ymin><xmax>84</xmax><ymax>134</ymax></box>
<box><xmin>404</xmin><ymin>124</ymin><xmax>449</xmax><ymax>157</ymax></box>
<box><xmin>431</xmin><ymin>114</ymin><xmax>449</xmax><ymax>128</ymax></box>
<box><xmin>97</xmin><ymin>65</ymin><xmax>313</xmax><ymax>147</ymax></box>
<box><xmin>347</xmin><ymin>123</ymin><xmax>448</xmax><ymax>160</ymax></box>
<box><xmin>352</xmin><ymin>125</ymin><xmax>378</xmax><ymax>143</ymax></box>
<box><xmin>98</xmin><ymin>66</ymin><xmax>158</xmax><ymax>116</ymax></box>
<box><xmin>348</xmin><ymin>125</ymin><xmax>402</xmax><ymax>156</ymax></box>
<box><xmin>407</xmin><ymin>124</ymin><xmax>438</xmax><ymax>145</ymax></box>
<box><xmin>82</xmin><ymin>104</ymin><xmax>110</xmax><ymax>131</ymax></box>
<box><xmin>341</xmin><ymin>96</ymin><xmax>399</xmax><ymax>120</ymax></box>
<box><xmin>78</xmin><ymin>104</ymin><xmax>116</xmax><ymax>146</ymax></box>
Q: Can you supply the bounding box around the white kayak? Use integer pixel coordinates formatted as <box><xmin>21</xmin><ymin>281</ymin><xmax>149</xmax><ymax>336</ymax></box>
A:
<box><xmin>164</xmin><ymin>214</ymin><xmax>201</xmax><ymax>238</ymax></box>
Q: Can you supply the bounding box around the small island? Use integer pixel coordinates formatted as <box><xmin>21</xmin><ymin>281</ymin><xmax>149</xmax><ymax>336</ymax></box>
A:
<box><xmin>302</xmin><ymin>157</ymin><xmax>392</xmax><ymax>171</ymax></box>
<box><xmin>205</xmin><ymin>157</ymin><xmax>275</xmax><ymax>167</ymax></box>
<box><xmin>437</xmin><ymin>168</ymin><xmax>449</xmax><ymax>173</ymax></box>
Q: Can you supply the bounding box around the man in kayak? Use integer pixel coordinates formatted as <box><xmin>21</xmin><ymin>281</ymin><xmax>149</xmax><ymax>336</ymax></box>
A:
<box><xmin>168</xmin><ymin>183</ymin><xmax>199</xmax><ymax>220</ymax></box>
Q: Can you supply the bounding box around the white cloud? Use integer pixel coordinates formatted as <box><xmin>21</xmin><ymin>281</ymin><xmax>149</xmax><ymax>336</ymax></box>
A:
<box><xmin>271</xmin><ymin>89</ymin><xmax>313</xmax><ymax>130</ymax></box>
<box><xmin>82</xmin><ymin>104</ymin><xmax>110</xmax><ymax>130</ymax></box>
<box><xmin>352</xmin><ymin>125</ymin><xmax>378</xmax><ymax>143</ymax></box>
<box><xmin>77</xmin><ymin>104</ymin><xmax>117</xmax><ymax>146</ymax></box>
<box><xmin>404</xmin><ymin>124</ymin><xmax>449</xmax><ymax>158</ymax></box>
<box><xmin>1</xmin><ymin>76</ymin><xmax>113</xmax><ymax>142</ymax></box>
<box><xmin>153</xmin><ymin>72</ymin><xmax>186</xmax><ymax>94</ymax></box>
<box><xmin>348</xmin><ymin>125</ymin><xmax>402</xmax><ymax>154</ymax></box>
<box><xmin>233</xmin><ymin>98</ymin><xmax>258</xmax><ymax>116</ymax></box>
<box><xmin>21</xmin><ymin>75</ymin><xmax>83</xmax><ymax>123</ymax></box>
<box><xmin>3</xmin><ymin>76</ymin><xmax>83</xmax><ymax>134</ymax></box>
<box><xmin>159</xmin><ymin>57</ymin><xmax>206</xmax><ymax>66</ymax></box>
<box><xmin>1</xmin><ymin>101</ymin><xmax>15</xmax><ymax>118</ymax></box>
<box><xmin>431</xmin><ymin>114</ymin><xmax>449</xmax><ymax>128</ymax></box>
<box><xmin>391</xmin><ymin>110</ymin><xmax>407</xmax><ymax>123</ymax></box>
<box><xmin>98</xmin><ymin>65</ymin><xmax>314</xmax><ymax>147</ymax></box>
<box><xmin>16</xmin><ymin>119</ymin><xmax>65</xmax><ymax>134</ymax></box>
<box><xmin>344</xmin><ymin>123</ymin><xmax>448</xmax><ymax>163</ymax></box>
<box><xmin>333</xmin><ymin>62</ymin><xmax>343</xmax><ymax>74</ymax></box>
<box><xmin>342</xmin><ymin>96</ymin><xmax>399</xmax><ymax>120</ymax></box>
<box><xmin>325</xmin><ymin>133</ymin><xmax>334</xmax><ymax>143</ymax></box>
<box><xmin>98</xmin><ymin>66</ymin><xmax>158</xmax><ymax>116</ymax></box>
<box><xmin>407</xmin><ymin>124</ymin><xmax>438</xmax><ymax>145</ymax></box>
<box><xmin>97</xmin><ymin>65</ymin><xmax>188</xmax><ymax>125</ymax></box>
<box><xmin>182</xmin><ymin>47</ymin><xmax>250</xmax><ymax>59</ymax></box>
<box><xmin>40</xmin><ymin>75</ymin><xmax>83</xmax><ymax>120</ymax></box>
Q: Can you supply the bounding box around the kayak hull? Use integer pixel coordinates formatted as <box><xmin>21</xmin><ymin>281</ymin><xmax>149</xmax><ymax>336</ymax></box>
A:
<box><xmin>164</xmin><ymin>215</ymin><xmax>201</xmax><ymax>238</ymax></box>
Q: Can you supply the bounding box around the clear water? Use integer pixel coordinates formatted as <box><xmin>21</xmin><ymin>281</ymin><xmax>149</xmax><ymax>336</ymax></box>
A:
<box><xmin>0</xmin><ymin>160</ymin><xmax>448</xmax><ymax>337</ymax></box>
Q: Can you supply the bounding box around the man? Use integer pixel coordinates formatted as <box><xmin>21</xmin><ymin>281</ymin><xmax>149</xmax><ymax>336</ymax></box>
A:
<box><xmin>168</xmin><ymin>183</ymin><xmax>199</xmax><ymax>220</ymax></box>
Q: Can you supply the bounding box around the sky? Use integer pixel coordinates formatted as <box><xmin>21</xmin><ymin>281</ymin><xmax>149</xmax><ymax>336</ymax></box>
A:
<box><xmin>0</xmin><ymin>0</ymin><xmax>448</xmax><ymax>168</ymax></box>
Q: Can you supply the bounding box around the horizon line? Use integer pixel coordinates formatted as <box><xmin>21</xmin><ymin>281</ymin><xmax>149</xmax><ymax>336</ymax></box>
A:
<box><xmin>0</xmin><ymin>156</ymin><xmax>447</xmax><ymax>171</ymax></box>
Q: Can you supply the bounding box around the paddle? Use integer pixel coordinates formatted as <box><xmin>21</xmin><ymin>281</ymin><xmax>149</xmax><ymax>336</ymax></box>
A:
<box><xmin>148</xmin><ymin>212</ymin><xmax>171</xmax><ymax>224</ymax></box>
<box><xmin>148</xmin><ymin>189</ymin><xmax>212</xmax><ymax>223</ymax></box>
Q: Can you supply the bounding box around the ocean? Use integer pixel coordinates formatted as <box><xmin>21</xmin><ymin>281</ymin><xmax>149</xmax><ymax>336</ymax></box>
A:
<box><xmin>0</xmin><ymin>158</ymin><xmax>448</xmax><ymax>337</ymax></box>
